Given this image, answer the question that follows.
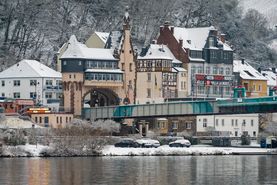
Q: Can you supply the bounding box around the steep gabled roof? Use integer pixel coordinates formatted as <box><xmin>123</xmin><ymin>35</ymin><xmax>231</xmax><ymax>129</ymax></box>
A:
<box><xmin>233</xmin><ymin>60</ymin><xmax>267</xmax><ymax>81</ymax></box>
<box><xmin>0</xmin><ymin>60</ymin><xmax>61</xmax><ymax>78</ymax></box>
<box><xmin>61</xmin><ymin>35</ymin><xmax>116</xmax><ymax>60</ymax></box>
<box><xmin>173</xmin><ymin>26</ymin><xmax>213</xmax><ymax>50</ymax></box>
<box><xmin>138</xmin><ymin>44</ymin><xmax>182</xmax><ymax>64</ymax></box>
<box><xmin>95</xmin><ymin>32</ymin><xmax>110</xmax><ymax>44</ymax></box>
<box><xmin>261</xmin><ymin>70</ymin><xmax>277</xmax><ymax>86</ymax></box>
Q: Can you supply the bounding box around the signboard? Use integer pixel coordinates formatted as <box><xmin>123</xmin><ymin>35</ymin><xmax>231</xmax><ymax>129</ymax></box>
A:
<box><xmin>195</xmin><ymin>74</ymin><xmax>233</xmax><ymax>82</ymax></box>
<box><xmin>15</xmin><ymin>99</ymin><xmax>34</xmax><ymax>105</ymax></box>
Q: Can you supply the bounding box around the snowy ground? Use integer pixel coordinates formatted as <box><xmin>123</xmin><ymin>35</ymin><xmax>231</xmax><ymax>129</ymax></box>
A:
<box><xmin>102</xmin><ymin>145</ymin><xmax>277</xmax><ymax>156</ymax></box>
<box><xmin>2</xmin><ymin>144</ymin><xmax>50</xmax><ymax>157</ymax></box>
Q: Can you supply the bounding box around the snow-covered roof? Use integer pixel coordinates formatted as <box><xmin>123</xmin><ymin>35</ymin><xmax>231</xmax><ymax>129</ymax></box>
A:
<box><xmin>61</xmin><ymin>35</ymin><xmax>116</xmax><ymax>60</ymax></box>
<box><xmin>173</xmin><ymin>26</ymin><xmax>232</xmax><ymax>51</ymax></box>
<box><xmin>0</xmin><ymin>60</ymin><xmax>61</xmax><ymax>79</ymax></box>
<box><xmin>173</xmin><ymin>26</ymin><xmax>213</xmax><ymax>50</ymax></box>
<box><xmin>189</xmin><ymin>57</ymin><xmax>205</xmax><ymax>62</ymax></box>
<box><xmin>95</xmin><ymin>32</ymin><xmax>109</xmax><ymax>44</ymax></box>
<box><xmin>174</xmin><ymin>67</ymin><xmax>187</xmax><ymax>72</ymax></box>
<box><xmin>85</xmin><ymin>69</ymin><xmax>123</xmax><ymax>73</ymax></box>
<box><xmin>261</xmin><ymin>70</ymin><xmax>277</xmax><ymax>86</ymax></box>
<box><xmin>233</xmin><ymin>60</ymin><xmax>267</xmax><ymax>81</ymax></box>
<box><xmin>138</xmin><ymin>44</ymin><xmax>182</xmax><ymax>64</ymax></box>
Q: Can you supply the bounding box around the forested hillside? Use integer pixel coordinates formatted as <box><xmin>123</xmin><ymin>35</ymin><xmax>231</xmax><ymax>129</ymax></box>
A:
<box><xmin>0</xmin><ymin>0</ymin><xmax>276</xmax><ymax>70</ymax></box>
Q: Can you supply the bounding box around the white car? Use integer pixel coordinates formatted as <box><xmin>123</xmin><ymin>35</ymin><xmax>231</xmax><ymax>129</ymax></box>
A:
<box><xmin>169</xmin><ymin>139</ymin><xmax>191</xmax><ymax>148</ymax></box>
<box><xmin>136</xmin><ymin>139</ymin><xmax>160</xmax><ymax>148</ymax></box>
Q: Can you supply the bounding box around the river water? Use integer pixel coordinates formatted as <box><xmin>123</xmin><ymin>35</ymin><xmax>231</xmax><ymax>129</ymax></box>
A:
<box><xmin>0</xmin><ymin>155</ymin><xmax>276</xmax><ymax>185</ymax></box>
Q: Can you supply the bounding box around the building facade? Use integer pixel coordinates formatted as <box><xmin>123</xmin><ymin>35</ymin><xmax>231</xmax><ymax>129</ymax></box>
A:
<box><xmin>0</xmin><ymin>60</ymin><xmax>62</xmax><ymax>109</ymax></box>
<box><xmin>60</xmin><ymin>10</ymin><xmax>136</xmax><ymax>116</ymax></box>
<box><xmin>157</xmin><ymin>22</ymin><xmax>234</xmax><ymax>98</ymax></box>
<box><xmin>233</xmin><ymin>60</ymin><xmax>267</xmax><ymax>97</ymax></box>
<box><xmin>196</xmin><ymin>114</ymin><xmax>259</xmax><ymax>137</ymax></box>
<box><xmin>31</xmin><ymin>113</ymin><xmax>73</xmax><ymax>128</ymax></box>
<box><xmin>136</xmin><ymin>44</ymin><xmax>187</xmax><ymax>104</ymax></box>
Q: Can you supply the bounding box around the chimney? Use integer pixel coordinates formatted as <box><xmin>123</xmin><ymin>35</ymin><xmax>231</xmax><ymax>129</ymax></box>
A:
<box><xmin>170</xmin><ymin>26</ymin><xmax>174</xmax><ymax>34</ymax></box>
<box><xmin>179</xmin><ymin>39</ymin><xmax>183</xmax><ymax>47</ymax></box>
<box><xmin>272</xmin><ymin>67</ymin><xmax>276</xmax><ymax>73</ymax></box>
<box><xmin>258</xmin><ymin>68</ymin><xmax>261</xmax><ymax>73</ymax></box>
<box><xmin>220</xmin><ymin>33</ymin><xmax>226</xmax><ymax>43</ymax></box>
<box><xmin>160</xmin><ymin>26</ymin><xmax>163</xmax><ymax>34</ymax></box>
<box><xmin>210</xmin><ymin>27</ymin><xmax>218</xmax><ymax>37</ymax></box>
<box><xmin>241</xmin><ymin>59</ymin><xmax>245</xmax><ymax>65</ymax></box>
<box><xmin>164</xmin><ymin>21</ymin><xmax>170</xmax><ymax>28</ymax></box>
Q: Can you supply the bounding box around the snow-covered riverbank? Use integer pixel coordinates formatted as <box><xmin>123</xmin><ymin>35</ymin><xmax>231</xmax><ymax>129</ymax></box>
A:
<box><xmin>102</xmin><ymin>145</ymin><xmax>277</xmax><ymax>156</ymax></box>
<box><xmin>1</xmin><ymin>144</ymin><xmax>277</xmax><ymax>157</ymax></box>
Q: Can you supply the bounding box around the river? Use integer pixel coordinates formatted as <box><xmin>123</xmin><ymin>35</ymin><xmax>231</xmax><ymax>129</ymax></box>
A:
<box><xmin>0</xmin><ymin>155</ymin><xmax>276</xmax><ymax>185</ymax></box>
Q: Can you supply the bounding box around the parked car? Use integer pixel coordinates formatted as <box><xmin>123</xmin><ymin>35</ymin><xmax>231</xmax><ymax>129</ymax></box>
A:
<box><xmin>136</xmin><ymin>139</ymin><xmax>160</xmax><ymax>148</ymax></box>
<box><xmin>169</xmin><ymin>139</ymin><xmax>191</xmax><ymax>148</ymax></box>
<box><xmin>114</xmin><ymin>139</ymin><xmax>139</xmax><ymax>148</ymax></box>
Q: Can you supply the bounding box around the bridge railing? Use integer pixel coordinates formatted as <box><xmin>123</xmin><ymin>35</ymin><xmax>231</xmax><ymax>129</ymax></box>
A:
<box><xmin>83</xmin><ymin>100</ymin><xmax>219</xmax><ymax>120</ymax></box>
<box><xmin>217</xmin><ymin>96</ymin><xmax>277</xmax><ymax>107</ymax></box>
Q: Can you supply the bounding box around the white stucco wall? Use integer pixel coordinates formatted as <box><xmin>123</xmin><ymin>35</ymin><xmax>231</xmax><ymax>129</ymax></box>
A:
<box><xmin>197</xmin><ymin>114</ymin><xmax>259</xmax><ymax>137</ymax></box>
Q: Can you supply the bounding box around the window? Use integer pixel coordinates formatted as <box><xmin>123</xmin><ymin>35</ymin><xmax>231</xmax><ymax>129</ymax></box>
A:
<box><xmin>216</xmin><ymin>119</ymin><xmax>219</xmax><ymax>126</ymax></box>
<box><xmin>1</xmin><ymin>80</ymin><xmax>5</xmax><ymax>87</ymax></box>
<box><xmin>213</xmin><ymin>66</ymin><xmax>217</xmax><ymax>74</ymax></box>
<box><xmin>222</xmin><ymin>119</ymin><xmax>224</xmax><ymax>126</ymax></box>
<box><xmin>63</xmin><ymin>61</ymin><xmax>67</xmax><ymax>65</ymax></box>
<box><xmin>191</xmin><ymin>66</ymin><xmax>196</xmax><ymax>74</ymax></box>
<box><xmin>147</xmin><ymin>88</ymin><xmax>151</xmax><ymax>98</ymax></box>
<box><xmin>235</xmin><ymin>119</ymin><xmax>238</xmax><ymax>126</ymax></box>
<box><xmin>13</xmin><ymin>80</ymin><xmax>20</xmax><ymax>86</ymax></box>
<box><xmin>203</xmin><ymin>118</ymin><xmax>207</xmax><ymax>127</ymax></box>
<box><xmin>121</xmin><ymin>63</ymin><xmax>125</xmax><ymax>71</ymax></box>
<box><xmin>78</xmin><ymin>61</ymin><xmax>82</xmax><ymax>66</ymax></box>
<box><xmin>1</xmin><ymin>93</ymin><xmax>5</xmax><ymax>97</ymax></box>
<box><xmin>35</xmin><ymin>117</ymin><xmax>38</xmax><ymax>123</ymax></box>
<box><xmin>253</xmin><ymin>131</ymin><xmax>256</xmax><ymax>137</ymax></box>
<box><xmin>226</xmin><ymin>67</ymin><xmax>230</xmax><ymax>75</ymax></box>
<box><xmin>186</xmin><ymin>122</ymin><xmax>191</xmax><ymax>129</ymax></box>
<box><xmin>46</xmin><ymin>80</ymin><xmax>53</xmax><ymax>86</ymax></box>
<box><xmin>45</xmin><ymin>92</ymin><xmax>52</xmax><ymax>99</ymax></box>
<box><xmin>172</xmin><ymin>121</ymin><xmax>178</xmax><ymax>129</ymax></box>
<box><xmin>231</xmin><ymin>119</ymin><xmax>234</xmax><ymax>126</ymax></box>
<box><xmin>235</xmin><ymin>131</ymin><xmax>238</xmax><ymax>137</ymax></box>
<box><xmin>258</xmin><ymin>85</ymin><xmax>261</xmax><ymax>91</ymax></box>
<box><xmin>147</xmin><ymin>73</ymin><xmax>151</xmax><ymax>81</ymax></box>
<box><xmin>13</xmin><ymin>92</ymin><xmax>20</xmax><ymax>98</ymax></box>
<box><xmin>129</xmin><ymin>63</ymin><xmax>133</xmax><ymax>72</ymax></box>
<box><xmin>181</xmin><ymin>81</ymin><xmax>186</xmax><ymax>90</ymax></box>
<box><xmin>30</xmin><ymin>80</ymin><xmax>37</xmax><ymax>86</ymax></box>
<box><xmin>66</xmin><ymin>117</ymin><xmax>68</xmax><ymax>123</ymax></box>
<box><xmin>251</xmin><ymin>120</ymin><xmax>254</xmax><ymax>126</ymax></box>
<box><xmin>242</xmin><ymin>120</ymin><xmax>246</xmax><ymax>126</ymax></box>
<box><xmin>69</xmin><ymin>74</ymin><xmax>71</xmax><ymax>79</ymax></box>
<box><xmin>197</xmin><ymin>66</ymin><xmax>203</xmax><ymax>73</ymax></box>
<box><xmin>219</xmin><ymin>67</ymin><xmax>224</xmax><ymax>75</ymax></box>
<box><xmin>57</xmin><ymin>117</ymin><xmax>59</xmax><ymax>123</ymax></box>
<box><xmin>206</xmin><ymin>67</ymin><xmax>210</xmax><ymax>74</ymax></box>
<box><xmin>39</xmin><ymin>117</ymin><xmax>42</xmax><ymax>124</ymax></box>
<box><xmin>60</xmin><ymin>117</ymin><xmax>62</xmax><ymax>123</ymax></box>
<box><xmin>30</xmin><ymin>92</ymin><xmax>37</xmax><ymax>99</ymax></box>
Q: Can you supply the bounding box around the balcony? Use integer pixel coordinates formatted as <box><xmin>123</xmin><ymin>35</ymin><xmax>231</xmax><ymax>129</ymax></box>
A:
<box><xmin>84</xmin><ymin>80</ymin><xmax>123</xmax><ymax>87</ymax></box>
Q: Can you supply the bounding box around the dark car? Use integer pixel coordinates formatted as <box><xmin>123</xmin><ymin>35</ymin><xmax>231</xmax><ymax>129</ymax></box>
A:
<box><xmin>114</xmin><ymin>139</ymin><xmax>139</xmax><ymax>148</ymax></box>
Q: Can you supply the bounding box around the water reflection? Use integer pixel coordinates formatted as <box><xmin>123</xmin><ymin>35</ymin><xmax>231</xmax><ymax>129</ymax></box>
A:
<box><xmin>0</xmin><ymin>156</ymin><xmax>276</xmax><ymax>185</ymax></box>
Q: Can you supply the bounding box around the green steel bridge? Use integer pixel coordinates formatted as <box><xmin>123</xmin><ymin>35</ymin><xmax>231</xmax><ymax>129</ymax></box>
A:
<box><xmin>82</xmin><ymin>96</ymin><xmax>277</xmax><ymax>121</ymax></box>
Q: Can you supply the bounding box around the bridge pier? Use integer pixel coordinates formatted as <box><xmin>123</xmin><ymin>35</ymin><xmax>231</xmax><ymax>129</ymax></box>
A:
<box><xmin>138</xmin><ymin>120</ymin><xmax>149</xmax><ymax>137</ymax></box>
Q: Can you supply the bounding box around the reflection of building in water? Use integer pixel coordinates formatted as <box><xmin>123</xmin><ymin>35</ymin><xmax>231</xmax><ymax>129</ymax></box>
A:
<box><xmin>193</xmin><ymin>156</ymin><xmax>259</xmax><ymax>184</ymax></box>
<box><xmin>28</xmin><ymin>159</ymin><xmax>50</xmax><ymax>185</ymax></box>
